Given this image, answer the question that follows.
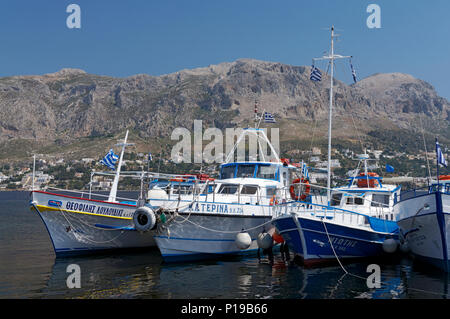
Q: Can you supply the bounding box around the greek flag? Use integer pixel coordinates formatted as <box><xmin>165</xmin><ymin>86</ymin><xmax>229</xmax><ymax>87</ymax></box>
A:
<box><xmin>302</xmin><ymin>163</ymin><xmax>309</xmax><ymax>179</ymax></box>
<box><xmin>310</xmin><ymin>65</ymin><xmax>322</xmax><ymax>82</ymax></box>
<box><xmin>148</xmin><ymin>152</ymin><xmax>152</xmax><ymax>162</ymax></box>
<box><xmin>436</xmin><ymin>138</ymin><xmax>448</xmax><ymax>167</ymax></box>
<box><xmin>350</xmin><ymin>61</ymin><xmax>357</xmax><ymax>83</ymax></box>
<box><xmin>264</xmin><ymin>112</ymin><xmax>276</xmax><ymax>123</ymax></box>
<box><xmin>100</xmin><ymin>149</ymin><xmax>119</xmax><ymax>170</ymax></box>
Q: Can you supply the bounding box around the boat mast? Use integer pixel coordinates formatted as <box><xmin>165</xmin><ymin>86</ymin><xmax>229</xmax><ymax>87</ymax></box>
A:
<box><xmin>327</xmin><ymin>26</ymin><xmax>335</xmax><ymax>204</ymax></box>
<box><xmin>313</xmin><ymin>26</ymin><xmax>351</xmax><ymax>205</ymax></box>
<box><xmin>108</xmin><ymin>130</ymin><xmax>132</xmax><ymax>202</ymax></box>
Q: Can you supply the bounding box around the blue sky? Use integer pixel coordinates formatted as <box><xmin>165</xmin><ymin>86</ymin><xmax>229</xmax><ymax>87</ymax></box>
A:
<box><xmin>1</xmin><ymin>0</ymin><xmax>449</xmax><ymax>99</ymax></box>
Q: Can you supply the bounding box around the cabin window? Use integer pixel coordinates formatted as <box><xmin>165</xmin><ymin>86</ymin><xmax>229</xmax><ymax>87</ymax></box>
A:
<box><xmin>256</xmin><ymin>165</ymin><xmax>277</xmax><ymax>179</ymax></box>
<box><xmin>236</xmin><ymin>164</ymin><xmax>256</xmax><ymax>178</ymax></box>
<box><xmin>172</xmin><ymin>185</ymin><xmax>193</xmax><ymax>195</ymax></box>
<box><xmin>346</xmin><ymin>196</ymin><xmax>364</xmax><ymax>205</ymax></box>
<box><xmin>218</xmin><ymin>184</ymin><xmax>239</xmax><ymax>194</ymax></box>
<box><xmin>331</xmin><ymin>193</ymin><xmax>342</xmax><ymax>206</ymax></box>
<box><xmin>241</xmin><ymin>185</ymin><xmax>258</xmax><ymax>195</ymax></box>
<box><xmin>221</xmin><ymin>165</ymin><xmax>235</xmax><ymax>179</ymax></box>
<box><xmin>371</xmin><ymin>194</ymin><xmax>390</xmax><ymax>207</ymax></box>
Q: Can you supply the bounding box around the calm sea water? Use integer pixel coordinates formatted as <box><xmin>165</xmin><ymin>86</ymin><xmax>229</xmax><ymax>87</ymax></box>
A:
<box><xmin>0</xmin><ymin>191</ymin><xmax>449</xmax><ymax>299</ymax></box>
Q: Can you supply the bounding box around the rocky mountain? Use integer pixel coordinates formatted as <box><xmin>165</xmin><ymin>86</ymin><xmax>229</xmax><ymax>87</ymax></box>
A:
<box><xmin>0</xmin><ymin>59</ymin><xmax>448</xmax><ymax>161</ymax></box>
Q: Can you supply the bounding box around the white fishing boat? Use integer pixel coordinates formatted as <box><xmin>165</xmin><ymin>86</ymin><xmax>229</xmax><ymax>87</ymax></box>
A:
<box><xmin>395</xmin><ymin>173</ymin><xmax>450</xmax><ymax>271</ymax></box>
<box><xmin>143</xmin><ymin>127</ymin><xmax>304</xmax><ymax>262</ymax></box>
<box><xmin>29</xmin><ymin>130</ymin><xmax>157</xmax><ymax>256</ymax></box>
<box><xmin>271</xmin><ymin>26</ymin><xmax>401</xmax><ymax>266</ymax></box>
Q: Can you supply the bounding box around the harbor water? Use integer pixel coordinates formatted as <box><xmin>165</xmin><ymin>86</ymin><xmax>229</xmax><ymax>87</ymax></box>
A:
<box><xmin>0</xmin><ymin>191</ymin><xmax>449</xmax><ymax>299</ymax></box>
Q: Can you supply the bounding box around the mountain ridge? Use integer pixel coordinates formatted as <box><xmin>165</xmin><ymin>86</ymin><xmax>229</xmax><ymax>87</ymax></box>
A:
<box><xmin>0</xmin><ymin>59</ymin><xmax>448</xmax><ymax>161</ymax></box>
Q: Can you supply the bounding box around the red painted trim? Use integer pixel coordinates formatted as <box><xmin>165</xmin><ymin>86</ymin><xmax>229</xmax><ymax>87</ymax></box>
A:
<box><xmin>32</xmin><ymin>190</ymin><xmax>137</xmax><ymax>207</ymax></box>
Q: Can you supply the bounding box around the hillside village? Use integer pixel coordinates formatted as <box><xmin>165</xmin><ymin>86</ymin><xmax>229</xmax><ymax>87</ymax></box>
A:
<box><xmin>1</xmin><ymin>144</ymin><xmax>443</xmax><ymax>192</ymax></box>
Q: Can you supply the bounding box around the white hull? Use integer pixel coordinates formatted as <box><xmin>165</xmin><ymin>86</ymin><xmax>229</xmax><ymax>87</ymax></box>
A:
<box><xmin>395</xmin><ymin>191</ymin><xmax>450</xmax><ymax>270</ymax></box>
<box><xmin>31</xmin><ymin>191</ymin><xmax>156</xmax><ymax>255</ymax></box>
<box><xmin>151</xmin><ymin>200</ymin><xmax>275</xmax><ymax>261</ymax></box>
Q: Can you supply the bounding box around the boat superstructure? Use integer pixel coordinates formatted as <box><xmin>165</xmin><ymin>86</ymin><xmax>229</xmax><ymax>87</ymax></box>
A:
<box><xmin>145</xmin><ymin>128</ymin><xmax>304</xmax><ymax>262</ymax></box>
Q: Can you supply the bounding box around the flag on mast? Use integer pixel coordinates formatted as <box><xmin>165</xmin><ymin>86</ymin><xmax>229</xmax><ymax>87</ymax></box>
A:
<box><xmin>436</xmin><ymin>138</ymin><xmax>448</xmax><ymax>167</ymax></box>
<box><xmin>310</xmin><ymin>64</ymin><xmax>322</xmax><ymax>82</ymax></box>
<box><xmin>100</xmin><ymin>149</ymin><xmax>119</xmax><ymax>170</ymax></box>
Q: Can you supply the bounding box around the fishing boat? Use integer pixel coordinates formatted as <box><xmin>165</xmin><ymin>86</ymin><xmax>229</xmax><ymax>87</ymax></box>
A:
<box><xmin>271</xmin><ymin>26</ymin><xmax>400</xmax><ymax>266</ymax></box>
<box><xmin>29</xmin><ymin>130</ymin><xmax>156</xmax><ymax>256</ymax></box>
<box><xmin>142</xmin><ymin>127</ymin><xmax>304</xmax><ymax>262</ymax></box>
<box><xmin>395</xmin><ymin>172</ymin><xmax>450</xmax><ymax>271</ymax></box>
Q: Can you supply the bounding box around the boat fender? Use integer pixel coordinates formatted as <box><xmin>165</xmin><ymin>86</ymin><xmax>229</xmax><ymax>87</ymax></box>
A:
<box><xmin>133</xmin><ymin>206</ymin><xmax>157</xmax><ymax>232</ymax></box>
<box><xmin>382</xmin><ymin>238</ymin><xmax>398</xmax><ymax>254</ymax></box>
<box><xmin>257</xmin><ymin>232</ymin><xmax>273</xmax><ymax>249</ymax></box>
<box><xmin>235</xmin><ymin>232</ymin><xmax>252</xmax><ymax>250</ymax></box>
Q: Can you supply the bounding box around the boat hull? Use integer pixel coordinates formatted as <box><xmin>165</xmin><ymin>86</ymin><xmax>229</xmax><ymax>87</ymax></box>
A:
<box><xmin>396</xmin><ymin>191</ymin><xmax>450</xmax><ymax>271</ymax></box>
<box><xmin>273</xmin><ymin>213</ymin><xmax>397</xmax><ymax>266</ymax></box>
<box><xmin>154</xmin><ymin>212</ymin><xmax>274</xmax><ymax>262</ymax></box>
<box><xmin>30</xmin><ymin>191</ymin><xmax>156</xmax><ymax>256</ymax></box>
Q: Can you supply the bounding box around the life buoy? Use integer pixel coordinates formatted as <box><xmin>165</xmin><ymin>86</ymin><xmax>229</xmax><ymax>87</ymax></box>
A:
<box><xmin>357</xmin><ymin>172</ymin><xmax>380</xmax><ymax>188</ymax></box>
<box><xmin>270</xmin><ymin>195</ymin><xmax>278</xmax><ymax>206</ymax></box>
<box><xmin>290</xmin><ymin>178</ymin><xmax>310</xmax><ymax>201</ymax></box>
<box><xmin>439</xmin><ymin>175</ymin><xmax>450</xmax><ymax>181</ymax></box>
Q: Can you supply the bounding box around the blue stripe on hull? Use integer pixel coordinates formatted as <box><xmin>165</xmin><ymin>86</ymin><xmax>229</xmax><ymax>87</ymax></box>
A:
<box><xmin>299</xmin><ymin>218</ymin><xmax>385</xmax><ymax>259</ymax></box>
<box><xmin>274</xmin><ymin>215</ymin><xmax>396</xmax><ymax>264</ymax></box>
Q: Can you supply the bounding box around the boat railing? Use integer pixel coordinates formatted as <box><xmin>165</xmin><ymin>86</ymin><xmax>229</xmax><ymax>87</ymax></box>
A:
<box><xmin>274</xmin><ymin>200</ymin><xmax>396</xmax><ymax>233</ymax></box>
<box><xmin>44</xmin><ymin>186</ymin><xmax>139</xmax><ymax>203</ymax></box>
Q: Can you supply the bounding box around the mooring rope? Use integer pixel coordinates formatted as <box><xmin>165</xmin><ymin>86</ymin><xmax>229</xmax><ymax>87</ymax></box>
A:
<box><xmin>320</xmin><ymin>217</ymin><xmax>450</xmax><ymax>297</ymax></box>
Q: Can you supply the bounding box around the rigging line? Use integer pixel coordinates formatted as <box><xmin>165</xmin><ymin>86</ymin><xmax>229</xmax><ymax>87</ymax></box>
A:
<box><xmin>308</xmin><ymin>118</ymin><xmax>318</xmax><ymax>163</ymax></box>
<box><xmin>418</xmin><ymin>113</ymin><xmax>432</xmax><ymax>183</ymax></box>
<box><xmin>321</xmin><ymin>215</ymin><xmax>450</xmax><ymax>297</ymax></box>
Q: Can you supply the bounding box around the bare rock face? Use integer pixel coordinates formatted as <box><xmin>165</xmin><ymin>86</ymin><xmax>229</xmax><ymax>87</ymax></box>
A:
<box><xmin>0</xmin><ymin>59</ymin><xmax>448</xmax><ymax>154</ymax></box>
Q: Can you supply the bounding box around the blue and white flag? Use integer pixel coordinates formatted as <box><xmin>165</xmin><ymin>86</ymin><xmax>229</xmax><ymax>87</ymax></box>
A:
<box><xmin>302</xmin><ymin>163</ymin><xmax>309</xmax><ymax>179</ymax></box>
<box><xmin>436</xmin><ymin>138</ymin><xmax>448</xmax><ymax>167</ymax></box>
<box><xmin>100</xmin><ymin>149</ymin><xmax>119</xmax><ymax>170</ymax></box>
<box><xmin>148</xmin><ymin>152</ymin><xmax>152</xmax><ymax>162</ymax></box>
<box><xmin>386</xmin><ymin>164</ymin><xmax>394</xmax><ymax>173</ymax></box>
<box><xmin>350</xmin><ymin>61</ymin><xmax>357</xmax><ymax>83</ymax></box>
<box><xmin>310</xmin><ymin>65</ymin><xmax>322</xmax><ymax>82</ymax></box>
<box><xmin>263</xmin><ymin>112</ymin><xmax>276</xmax><ymax>123</ymax></box>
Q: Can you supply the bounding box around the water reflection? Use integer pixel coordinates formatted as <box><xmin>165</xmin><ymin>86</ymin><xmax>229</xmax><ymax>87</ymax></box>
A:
<box><xmin>1</xmin><ymin>191</ymin><xmax>450</xmax><ymax>299</ymax></box>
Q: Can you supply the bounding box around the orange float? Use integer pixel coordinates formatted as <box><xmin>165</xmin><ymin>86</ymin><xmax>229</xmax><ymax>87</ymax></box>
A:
<box><xmin>290</xmin><ymin>178</ymin><xmax>310</xmax><ymax>201</ymax></box>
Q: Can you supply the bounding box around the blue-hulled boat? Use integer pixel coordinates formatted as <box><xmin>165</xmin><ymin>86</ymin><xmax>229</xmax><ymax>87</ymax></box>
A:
<box><xmin>272</xmin><ymin>26</ymin><xmax>400</xmax><ymax>266</ymax></box>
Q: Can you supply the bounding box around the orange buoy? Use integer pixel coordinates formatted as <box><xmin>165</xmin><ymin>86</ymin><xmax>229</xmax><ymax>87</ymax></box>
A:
<box><xmin>269</xmin><ymin>195</ymin><xmax>278</xmax><ymax>206</ymax></box>
<box><xmin>290</xmin><ymin>178</ymin><xmax>310</xmax><ymax>201</ymax></box>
